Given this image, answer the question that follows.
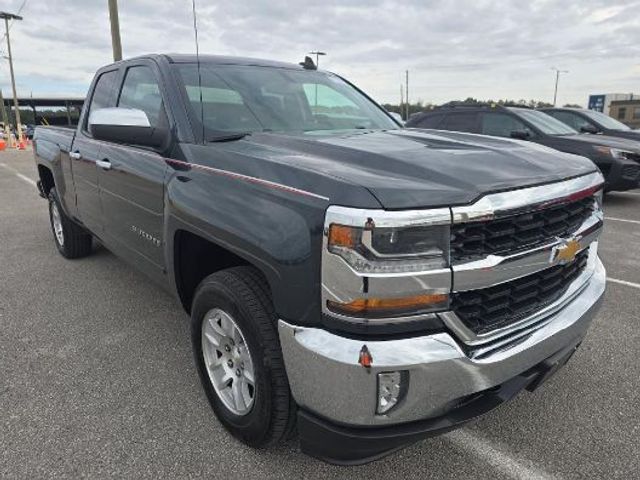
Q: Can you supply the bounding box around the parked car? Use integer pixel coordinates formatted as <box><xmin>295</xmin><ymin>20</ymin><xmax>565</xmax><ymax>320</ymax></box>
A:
<box><xmin>33</xmin><ymin>55</ymin><xmax>606</xmax><ymax>464</ymax></box>
<box><xmin>407</xmin><ymin>103</ymin><xmax>640</xmax><ymax>192</ymax></box>
<box><xmin>541</xmin><ymin>107</ymin><xmax>640</xmax><ymax>141</ymax></box>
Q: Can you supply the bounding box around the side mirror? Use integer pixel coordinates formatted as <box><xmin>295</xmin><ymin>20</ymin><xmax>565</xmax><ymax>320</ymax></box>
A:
<box><xmin>89</xmin><ymin>108</ymin><xmax>165</xmax><ymax>147</ymax></box>
<box><xmin>580</xmin><ymin>124</ymin><xmax>599</xmax><ymax>134</ymax></box>
<box><xmin>510</xmin><ymin>129</ymin><xmax>531</xmax><ymax>140</ymax></box>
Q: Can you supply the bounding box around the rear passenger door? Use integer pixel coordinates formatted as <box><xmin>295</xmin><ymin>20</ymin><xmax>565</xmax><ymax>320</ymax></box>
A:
<box><xmin>440</xmin><ymin>112</ymin><xmax>480</xmax><ymax>133</ymax></box>
<box><xmin>97</xmin><ymin>62</ymin><xmax>168</xmax><ymax>273</ymax></box>
<box><xmin>71</xmin><ymin>69</ymin><xmax>119</xmax><ymax>234</ymax></box>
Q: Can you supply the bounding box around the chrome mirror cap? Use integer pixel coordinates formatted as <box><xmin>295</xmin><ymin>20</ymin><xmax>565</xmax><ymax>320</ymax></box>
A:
<box><xmin>89</xmin><ymin>107</ymin><xmax>151</xmax><ymax>128</ymax></box>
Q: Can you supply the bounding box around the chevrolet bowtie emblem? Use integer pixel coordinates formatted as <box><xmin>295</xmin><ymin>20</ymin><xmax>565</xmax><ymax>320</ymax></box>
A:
<box><xmin>551</xmin><ymin>238</ymin><xmax>581</xmax><ymax>265</ymax></box>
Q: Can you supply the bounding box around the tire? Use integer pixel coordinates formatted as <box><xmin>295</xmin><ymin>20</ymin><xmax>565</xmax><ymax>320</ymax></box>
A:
<box><xmin>191</xmin><ymin>266</ymin><xmax>296</xmax><ymax>447</ymax></box>
<box><xmin>48</xmin><ymin>188</ymin><xmax>93</xmax><ymax>259</ymax></box>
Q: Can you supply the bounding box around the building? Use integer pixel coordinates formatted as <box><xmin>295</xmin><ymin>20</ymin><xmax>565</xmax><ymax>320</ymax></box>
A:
<box><xmin>587</xmin><ymin>93</ymin><xmax>634</xmax><ymax>115</ymax></box>
<box><xmin>1</xmin><ymin>96</ymin><xmax>85</xmax><ymax>127</ymax></box>
<box><xmin>609</xmin><ymin>99</ymin><xmax>640</xmax><ymax>129</ymax></box>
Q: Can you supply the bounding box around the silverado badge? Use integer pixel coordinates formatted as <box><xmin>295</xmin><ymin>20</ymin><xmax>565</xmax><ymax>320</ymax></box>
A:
<box><xmin>550</xmin><ymin>238</ymin><xmax>581</xmax><ymax>265</ymax></box>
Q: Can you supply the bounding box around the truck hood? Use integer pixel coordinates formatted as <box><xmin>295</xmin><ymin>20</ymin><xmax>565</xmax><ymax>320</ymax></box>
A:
<box><xmin>236</xmin><ymin>128</ymin><xmax>596</xmax><ymax>209</ymax></box>
<box><xmin>553</xmin><ymin>133</ymin><xmax>640</xmax><ymax>151</ymax></box>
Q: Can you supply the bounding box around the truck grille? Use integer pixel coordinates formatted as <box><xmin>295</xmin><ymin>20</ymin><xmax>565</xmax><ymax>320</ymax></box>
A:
<box><xmin>451</xmin><ymin>248</ymin><xmax>589</xmax><ymax>335</ymax></box>
<box><xmin>621</xmin><ymin>164</ymin><xmax>640</xmax><ymax>181</ymax></box>
<box><xmin>450</xmin><ymin>196</ymin><xmax>594</xmax><ymax>262</ymax></box>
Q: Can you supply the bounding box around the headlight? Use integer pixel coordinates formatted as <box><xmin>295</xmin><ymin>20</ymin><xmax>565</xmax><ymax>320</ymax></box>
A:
<box><xmin>322</xmin><ymin>206</ymin><xmax>451</xmax><ymax>322</ymax></box>
<box><xmin>593</xmin><ymin>145</ymin><xmax>636</xmax><ymax>160</ymax></box>
<box><xmin>327</xmin><ymin>223</ymin><xmax>450</xmax><ymax>273</ymax></box>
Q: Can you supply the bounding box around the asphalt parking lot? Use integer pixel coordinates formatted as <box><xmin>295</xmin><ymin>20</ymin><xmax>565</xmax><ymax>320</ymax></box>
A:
<box><xmin>1</xmin><ymin>149</ymin><xmax>639</xmax><ymax>479</ymax></box>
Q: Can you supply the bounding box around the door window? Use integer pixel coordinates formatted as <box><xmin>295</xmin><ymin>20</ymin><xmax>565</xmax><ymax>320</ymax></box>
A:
<box><xmin>549</xmin><ymin>111</ymin><xmax>591</xmax><ymax>131</ymax></box>
<box><xmin>85</xmin><ymin>70</ymin><xmax>118</xmax><ymax>134</ymax></box>
<box><xmin>441</xmin><ymin>113</ymin><xmax>478</xmax><ymax>132</ymax></box>
<box><xmin>481</xmin><ymin>113</ymin><xmax>532</xmax><ymax>138</ymax></box>
<box><xmin>118</xmin><ymin>66</ymin><xmax>164</xmax><ymax>127</ymax></box>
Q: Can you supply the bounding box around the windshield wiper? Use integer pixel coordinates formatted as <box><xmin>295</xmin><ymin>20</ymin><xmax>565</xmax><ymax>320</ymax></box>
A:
<box><xmin>206</xmin><ymin>132</ymin><xmax>252</xmax><ymax>142</ymax></box>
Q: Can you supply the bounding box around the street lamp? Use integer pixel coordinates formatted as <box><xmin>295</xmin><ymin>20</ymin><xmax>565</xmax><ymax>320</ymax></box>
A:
<box><xmin>308</xmin><ymin>51</ymin><xmax>326</xmax><ymax>108</ymax></box>
<box><xmin>0</xmin><ymin>11</ymin><xmax>23</xmax><ymax>144</ymax></box>
<box><xmin>551</xmin><ymin>67</ymin><xmax>569</xmax><ymax>107</ymax></box>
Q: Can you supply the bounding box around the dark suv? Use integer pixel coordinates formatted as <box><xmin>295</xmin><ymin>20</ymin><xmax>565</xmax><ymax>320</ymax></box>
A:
<box><xmin>407</xmin><ymin>104</ymin><xmax>640</xmax><ymax>192</ymax></box>
<box><xmin>541</xmin><ymin>107</ymin><xmax>640</xmax><ymax>141</ymax></box>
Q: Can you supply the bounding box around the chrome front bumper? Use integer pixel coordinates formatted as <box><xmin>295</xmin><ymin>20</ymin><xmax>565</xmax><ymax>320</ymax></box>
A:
<box><xmin>278</xmin><ymin>257</ymin><xmax>605</xmax><ymax>427</ymax></box>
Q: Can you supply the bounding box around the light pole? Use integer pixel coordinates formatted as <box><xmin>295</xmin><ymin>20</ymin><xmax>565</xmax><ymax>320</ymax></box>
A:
<box><xmin>309</xmin><ymin>51</ymin><xmax>326</xmax><ymax>108</ymax></box>
<box><xmin>0</xmin><ymin>11</ymin><xmax>23</xmax><ymax>143</ymax></box>
<box><xmin>551</xmin><ymin>67</ymin><xmax>569</xmax><ymax>106</ymax></box>
<box><xmin>108</xmin><ymin>0</ymin><xmax>122</xmax><ymax>61</ymax></box>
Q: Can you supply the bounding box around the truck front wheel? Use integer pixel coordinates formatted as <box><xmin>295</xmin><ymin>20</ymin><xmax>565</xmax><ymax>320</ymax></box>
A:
<box><xmin>191</xmin><ymin>267</ymin><xmax>296</xmax><ymax>447</ymax></box>
<box><xmin>48</xmin><ymin>188</ymin><xmax>92</xmax><ymax>259</ymax></box>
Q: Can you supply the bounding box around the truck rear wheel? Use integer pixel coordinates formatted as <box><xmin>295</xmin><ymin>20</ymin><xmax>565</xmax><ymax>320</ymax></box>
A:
<box><xmin>48</xmin><ymin>188</ymin><xmax>92</xmax><ymax>259</ymax></box>
<box><xmin>191</xmin><ymin>266</ymin><xmax>296</xmax><ymax>447</ymax></box>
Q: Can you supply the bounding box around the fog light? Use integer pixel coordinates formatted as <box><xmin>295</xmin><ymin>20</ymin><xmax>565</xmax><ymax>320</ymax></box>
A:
<box><xmin>377</xmin><ymin>371</ymin><xmax>406</xmax><ymax>414</ymax></box>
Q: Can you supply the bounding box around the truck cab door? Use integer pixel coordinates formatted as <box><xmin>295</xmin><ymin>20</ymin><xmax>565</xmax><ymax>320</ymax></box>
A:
<box><xmin>97</xmin><ymin>64</ymin><xmax>168</xmax><ymax>273</ymax></box>
<box><xmin>71</xmin><ymin>69</ymin><xmax>119</xmax><ymax>235</ymax></box>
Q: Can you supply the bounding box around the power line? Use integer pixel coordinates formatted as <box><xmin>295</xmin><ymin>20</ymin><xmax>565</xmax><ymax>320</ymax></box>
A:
<box><xmin>0</xmin><ymin>0</ymin><xmax>27</xmax><ymax>55</ymax></box>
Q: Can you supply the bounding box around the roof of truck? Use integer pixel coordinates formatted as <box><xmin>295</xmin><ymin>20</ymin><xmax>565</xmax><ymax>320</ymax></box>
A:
<box><xmin>123</xmin><ymin>53</ymin><xmax>306</xmax><ymax>70</ymax></box>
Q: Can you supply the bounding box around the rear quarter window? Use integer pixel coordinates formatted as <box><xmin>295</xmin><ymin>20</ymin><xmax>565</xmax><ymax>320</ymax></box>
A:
<box><xmin>441</xmin><ymin>112</ymin><xmax>479</xmax><ymax>132</ymax></box>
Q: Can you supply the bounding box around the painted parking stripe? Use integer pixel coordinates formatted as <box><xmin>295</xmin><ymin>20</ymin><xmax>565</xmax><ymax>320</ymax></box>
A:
<box><xmin>446</xmin><ymin>429</ymin><xmax>558</xmax><ymax>480</ymax></box>
<box><xmin>604</xmin><ymin>216</ymin><xmax>640</xmax><ymax>225</ymax></box>
<box><xmin>0</xmin><ymin>163</ymin><xmax>37</xmax><ymax>187</ymax></box>
<box><xmin>607</xmin><ymin>277</ymin><xmax>640</xmax><ymax>290</ymax></box>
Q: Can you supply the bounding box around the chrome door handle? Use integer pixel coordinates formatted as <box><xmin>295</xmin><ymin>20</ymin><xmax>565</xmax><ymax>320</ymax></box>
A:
<box><xmin>96</xmin><ymin>159</ymin><xmax>111</xmax><ymax>170</ymax></box>
<box><xmin>69</xmin><ymin>151</ymin><xmax>82</xmax><ymax>160</ymax></box>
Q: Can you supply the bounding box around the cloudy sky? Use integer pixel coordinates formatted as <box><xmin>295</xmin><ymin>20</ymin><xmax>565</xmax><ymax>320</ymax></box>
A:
<box><xmin>1</xmin><ymin>0</ymin><xmax>639</xmax><ymax>106</ymax></box>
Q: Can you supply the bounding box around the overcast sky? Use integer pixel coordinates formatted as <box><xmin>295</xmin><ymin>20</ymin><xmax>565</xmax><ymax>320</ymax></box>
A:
<box><xmin>1</xmin><ymin>0</ymin><xmax>639</xmax><ymax>106</ymax></box>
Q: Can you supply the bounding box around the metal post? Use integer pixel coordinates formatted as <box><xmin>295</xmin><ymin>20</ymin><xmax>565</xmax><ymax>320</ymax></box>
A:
<box><xmin>65</xmin><ymin>100</ymin><xmax>71</xmax><ymax>126</ymax></box>
<box><xmin>0</xmin><ymin>90</ymin><xmax>10</xmax><ymax>141</ymax></box>
<box><xmin>108</xmin><ymin>0</ymin><xmax>122</xmax><ymax>61</ymax></box>
<box><xmin>551</xmin><ymin>67</ymin><xmax>568</xmax><ymax>107</ymax></box>
<box><xmin>309</xmin><ymin>51</ymin><xmax>326</xmax><ymax>108</ymax></box>
<box><xmin>3</xmin><ymin>14</ymin><xmax>23</xmax><ymax>142</ymax></box>
<box><xmin>405</xmin><ymin>70</ymin><xmax>409</xmax><ymax>120</ymax></box>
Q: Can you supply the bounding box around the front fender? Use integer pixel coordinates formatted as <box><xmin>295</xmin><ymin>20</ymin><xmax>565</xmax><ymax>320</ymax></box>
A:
<box><xmin>164</xmin><ymin>165</ymin><xmax>329</xmax><ymax>327</ymax></box>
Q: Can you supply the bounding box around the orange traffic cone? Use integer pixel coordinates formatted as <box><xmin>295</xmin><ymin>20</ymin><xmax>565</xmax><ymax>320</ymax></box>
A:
<box><xmin>0</xmin><ymin>139</ymin><xmax>6</xmax><ymax>151</ymax></box>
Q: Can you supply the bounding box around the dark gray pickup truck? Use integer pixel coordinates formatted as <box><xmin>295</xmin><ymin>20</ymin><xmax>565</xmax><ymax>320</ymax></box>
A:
<box><xmin>33</xmin><ymin>54</ymin><xmax>606</xmax><ymax>464</ymax></box>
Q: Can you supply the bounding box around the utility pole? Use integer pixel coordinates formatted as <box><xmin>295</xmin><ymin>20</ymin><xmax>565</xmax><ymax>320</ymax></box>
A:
<box><xmin>0</xmin><ymin>11</ymin><xmax>23</xmax><ymax>144</ymax></box>
<box><xmin>108</xmin><ymin>0</ymin><xmax>122</xmax><ymax>61</ymax></box>
<box><xmin>551</xmin><ymin>67</ymin><xmax>568</xmax><ymax>106</ymax></box>
<box><xmin>308</xmin><ymin>51</ymin><xmax>326</xmax><ymax>107</ymax></box>
<box><xmin>405</xmin><ymin>70</ymin><xmax>409</xmax><ymax>120</ymax></box>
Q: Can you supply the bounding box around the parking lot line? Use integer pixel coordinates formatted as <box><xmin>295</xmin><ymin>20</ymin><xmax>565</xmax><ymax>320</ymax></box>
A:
<box><xmin>0</xmin><ymin>162</ymin><xmax>37</xmax><ymax>187</ymax></box>
<box><xmin>607</xmin><ymin>277</ymin><xmax>640</xmax><ymax>290</ymax></box>
<box><xmin>604</xmin><ymin>216</ymin><xmax>640</xmax><ymax>225</ymax></box>
<box><xmin>446</xmin><ymin>429</ymin><xmax>557</xmax><ymax>480</ymax></box>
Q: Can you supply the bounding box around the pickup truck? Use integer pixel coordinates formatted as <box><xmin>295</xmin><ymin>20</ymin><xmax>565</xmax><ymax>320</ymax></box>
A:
<box><xmin>33</xmin><ymin>54</ymin><xmax>606</xmax><ymax>465</ymax></box>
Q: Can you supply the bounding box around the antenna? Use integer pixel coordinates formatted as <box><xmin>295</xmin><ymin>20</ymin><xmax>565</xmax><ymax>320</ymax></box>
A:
<box><xmin>191</xmin><ymin>0</ymin><xmax>205</xmax><ymax>142</ymax></box>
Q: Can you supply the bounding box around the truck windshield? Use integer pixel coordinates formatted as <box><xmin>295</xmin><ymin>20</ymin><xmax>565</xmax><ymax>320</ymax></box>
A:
<box><xmin>176</xmin><ymin>64</ymin><xmax>398</xmax><ymax>138</ymax></box>
<box><xmin>581</xmin><ymin>109</ymin><xmax>631</xmax><ymax>131</ymax></box>
<box><xmin>509</xmin><ymin>108</ymin><xmax>578</xmax><ymax>136</ymax></box>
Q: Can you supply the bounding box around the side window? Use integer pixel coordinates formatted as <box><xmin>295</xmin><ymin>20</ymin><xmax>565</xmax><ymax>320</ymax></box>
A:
<box><xmin>118</xmin><ymin>66</ymin><xmax>164</xmax><ymax>127</ymax></box>
<box><xmin>481</xmin><ymin>113</ymin><xmax>531</xmax><ymax>138</ymax></box>
<box><xmin>85</xmin><ymin>70</ymin><xmax>118</xmax><ymax>133</ymax></box>
<box><xmin>414</xmin><ymin>113</ymin><xmax>444</xmax><ymax>128</ymax></box>
<box><xmin>551</xmin><ymin>111</ymin><xmax>590</xmax><ymax>131</ymax></box>
<box><xmin>441</xmin><ymin>113</ymin><xmax>478</xmax><ymax>132</ymax></box>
